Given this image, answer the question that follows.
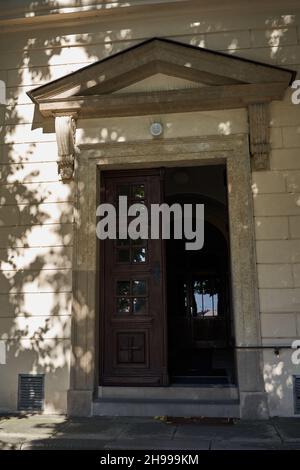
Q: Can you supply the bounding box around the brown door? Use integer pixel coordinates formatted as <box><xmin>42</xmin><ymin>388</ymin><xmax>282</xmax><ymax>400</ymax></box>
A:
<box><xmin>100</xmin><ymin>169</ymin><xmax>168</xmax><ymax>386</ymax></box>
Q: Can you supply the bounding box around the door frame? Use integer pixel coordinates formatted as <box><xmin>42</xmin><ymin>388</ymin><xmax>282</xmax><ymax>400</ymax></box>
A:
<box><xmin>68</xmin><ymin>134</ymin><xmax>269</xmax><ymax>419</ymax></box>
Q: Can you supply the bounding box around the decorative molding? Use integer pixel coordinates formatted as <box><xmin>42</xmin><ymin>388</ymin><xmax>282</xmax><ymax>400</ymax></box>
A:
<box><xmin>79</xmin><ymin>134</ymin><xmax>246</xmax><ymax>155</ymax></box>
<box><xmin>248</xmin><ymin>103</ymin><xmax>270</xmax><ymax>171</ymax></box>
<box><xmin>54</xmin><ymin>114</ymin><xmax>78</xmax><ymax>180</ymax></box>
<box><xmin>26</xmin><ymin>38</ymin><xmax>294</xmax><ymax>175</ymax></box>
<box><xmin>38</xmin><ymin>82</ymin><xmax>286</xmax><ymax>119</ymax></box>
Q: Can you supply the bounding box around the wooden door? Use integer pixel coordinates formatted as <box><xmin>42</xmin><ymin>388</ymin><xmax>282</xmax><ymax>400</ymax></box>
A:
<box><xmin>100</xmin><ymin>169</ymin><xmax>168</xmax><ymax>386</ymax></box>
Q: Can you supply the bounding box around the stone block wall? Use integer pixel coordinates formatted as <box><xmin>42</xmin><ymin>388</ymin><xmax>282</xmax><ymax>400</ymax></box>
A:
<box><xmin>0</xmin><ymin>0</ymin><xmax>300</xmax><ymax>415</ymax></box>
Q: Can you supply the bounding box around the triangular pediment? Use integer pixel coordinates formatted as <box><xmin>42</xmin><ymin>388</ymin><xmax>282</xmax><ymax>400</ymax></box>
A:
<box><xmin>114</xmin><ymin>73</ymin><xmax>208</xmax><ymax>94</ymax></box>
<box><xmin>27</xmin><ymin>38</ymin><xmax>295</xmax><ymax>118</ymax></box>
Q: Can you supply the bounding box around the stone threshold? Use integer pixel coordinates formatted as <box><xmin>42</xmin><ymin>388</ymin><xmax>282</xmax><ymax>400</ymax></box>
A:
<box><xmin>98</xmin><ymin>385</ymin><xmax>239</xmax><ymax>401</ymax></box>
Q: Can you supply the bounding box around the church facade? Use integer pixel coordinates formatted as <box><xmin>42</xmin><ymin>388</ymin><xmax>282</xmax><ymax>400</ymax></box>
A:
<box><xmin>0</xmin><ymin>0</ymin><xmax>300</xmax><ymax>419</ymax></box>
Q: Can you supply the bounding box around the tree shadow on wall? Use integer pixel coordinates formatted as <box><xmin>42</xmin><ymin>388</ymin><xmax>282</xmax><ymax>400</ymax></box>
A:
<box><xmin>0</xmin><ymin>0</ymin><xmax>297</xmax><ymax>414</ymax></box>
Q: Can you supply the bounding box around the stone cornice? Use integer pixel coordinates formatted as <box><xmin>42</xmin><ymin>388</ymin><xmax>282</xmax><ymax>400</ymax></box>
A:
<box><xmin>0</xmin><ymin>0</ymin><xmax>300</xmax><ymax>33</ymax></box>
<box><xmin>37</xmin><ymin>83</ymin><xmax>288</xmax><ymax>118</ymax></box>
<box><xmin>0</xmin><ymin>1</ymin><xmax>208</xmax><ymax>33</ymax></box>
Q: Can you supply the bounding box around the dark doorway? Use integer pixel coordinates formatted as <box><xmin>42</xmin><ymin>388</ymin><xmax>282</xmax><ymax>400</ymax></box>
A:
<box><xmin>99</xmin><ymin>166</ymin><xmax>236</xmax><ymax>387</ymax></box>
<box><xmin>165</xmin><ymin>165</ymin><xmax>236</xmax><ymax>385</ymax></box>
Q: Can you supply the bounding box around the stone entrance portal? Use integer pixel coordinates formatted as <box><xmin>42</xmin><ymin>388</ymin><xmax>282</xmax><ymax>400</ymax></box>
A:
<box><xmin>68</xmin><ymin>134</ymin><xmax>268</xmax><ymax>418</ymax></box>
<box><xmin>27</xmin><ymin>37</ymin><xmax>294</xmax><ymax>418</ymax></box>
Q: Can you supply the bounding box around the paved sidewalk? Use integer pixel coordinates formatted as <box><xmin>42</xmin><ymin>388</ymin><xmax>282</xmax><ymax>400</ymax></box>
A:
<box><xmin>0</xmin><ymin>415</ymin><xmax>300</xmax><ymax>450</ymax></box>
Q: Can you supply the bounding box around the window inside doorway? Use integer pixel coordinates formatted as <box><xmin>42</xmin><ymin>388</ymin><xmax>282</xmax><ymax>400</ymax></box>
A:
<box><xmin>185</xmin><ymin>278</ymin><xmax>220</xmax><ymax>317</ymax></box>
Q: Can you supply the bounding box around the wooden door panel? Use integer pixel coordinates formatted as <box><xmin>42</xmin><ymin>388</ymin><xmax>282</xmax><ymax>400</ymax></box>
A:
<box><xmin>100</xmin><ymin>169</ymin><xmax>167</xmax><ymax>386</ymax></box>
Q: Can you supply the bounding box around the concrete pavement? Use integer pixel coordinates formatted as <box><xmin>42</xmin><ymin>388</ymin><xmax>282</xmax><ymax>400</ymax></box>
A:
<box><xmin>0</xmin><ymin>415</ymin><xmax>300</xmax><ymax>450</ymax></box>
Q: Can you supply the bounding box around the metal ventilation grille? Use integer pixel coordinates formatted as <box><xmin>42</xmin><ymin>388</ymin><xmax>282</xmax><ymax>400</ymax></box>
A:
<box><xmin>18</xmin><ymin>374</ymin><xmax>44</xmax><ymax>411</ymax></box>
<box><xmin>294</xmin><ymin>376</ymin><xmax>300</xmax><ymax>415</ymax></box>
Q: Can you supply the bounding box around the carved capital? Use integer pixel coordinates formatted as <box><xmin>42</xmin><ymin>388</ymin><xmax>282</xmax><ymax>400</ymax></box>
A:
<box><xmin>54</xmin><ymin>113</ymin><xmax>78</xmax><ymax>180</ymax></box>
<box><xmin>248</xmin><ymin>103</ymin><xmax>270</xmax><ymax>171</ymax></box>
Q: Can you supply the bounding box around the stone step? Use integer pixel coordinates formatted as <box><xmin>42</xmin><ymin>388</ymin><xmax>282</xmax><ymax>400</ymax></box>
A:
<box><xmin>98</xmin><ymin>385</ymin><xmax>239</xmax><ymax>401</ymax></box>
<box><xmin>92</xmin><ymin>398</ymin><xmax>240</xmax><ymax>418</ymax></box>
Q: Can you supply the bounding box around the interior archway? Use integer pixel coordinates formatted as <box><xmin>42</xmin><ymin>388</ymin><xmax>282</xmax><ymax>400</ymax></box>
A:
<box><xmin>165</xmin><ymin>167</ymin><xmax>236</xmax><ymax>385</ymax></box>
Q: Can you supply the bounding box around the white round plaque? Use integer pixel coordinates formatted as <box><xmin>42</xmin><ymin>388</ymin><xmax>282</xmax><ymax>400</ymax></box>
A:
<box><xmin>150</xmin><ymin>122</ymin><xmax>163</xmax><ymax>137</ymax></box>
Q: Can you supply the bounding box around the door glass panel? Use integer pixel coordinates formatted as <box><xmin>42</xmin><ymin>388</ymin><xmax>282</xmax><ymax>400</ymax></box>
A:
<box><xmin>117</xmin><ymin>298</ymin><xmax>131</xmax><ymax>313</ymax></box>
<box><xmin>116</xmin><ymin>244</ymin><xmax>147</xmax><ymax>263</ymax></box>
<box><xmin>132</xmin><ymin>184</ymin><xmax>145</xmax><ymax>200</ymax></box>
<box><xmin>114</xmin><ymin>181</ymin><xmax>148</xmax><ymax>263</ymax></box>
<box><xmin>115</xmin><ymin>280</ymin><xmax>148</xmax><ymax>315</ymax></box>
<box><xmin>132</xmin><ymin>247</ymin><xmax>146</xmax><ymax>263</ymax></box>
<box><xmin>132</xmin><ymin>280</ymin><xmax>146</xmax><ymax>296</ymax></box>
<box><xmin>117</xmin><ymin>248</ymin><xmax>130</xmax><ymax>263</ymax></box>
<box><xmin>133</xmin><ymin>298</ymin><xmax>147</xmax><ymax>315</ymax></box>
<box><xmin>117</xmin><ymin>281</ymin><xmax>130</xmax><ymax>296</ymax></box>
